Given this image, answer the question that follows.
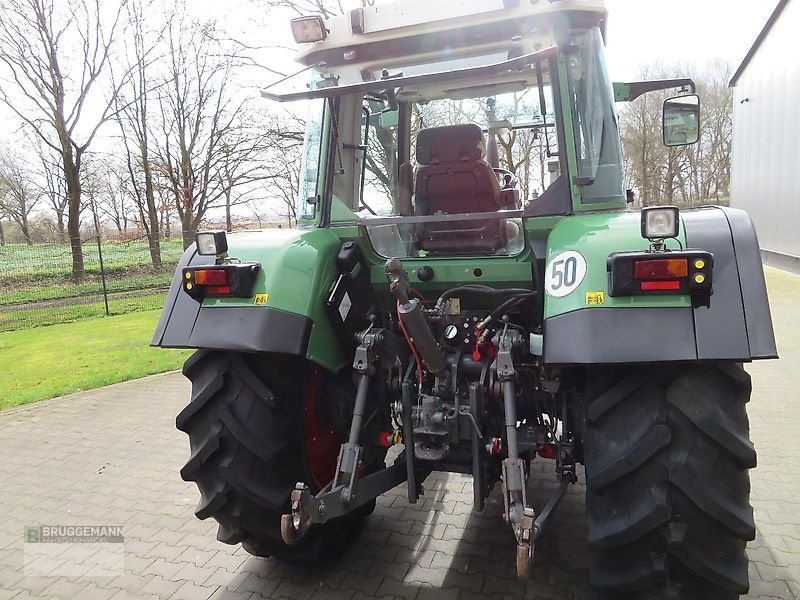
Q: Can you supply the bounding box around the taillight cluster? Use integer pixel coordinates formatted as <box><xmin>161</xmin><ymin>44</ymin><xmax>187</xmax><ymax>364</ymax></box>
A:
<box><xmin>608</xmin><ymin>250</ymin><xmax>713</xmax><ymax>304</ymax></box>
<box><xmin>182</xmin><ymin>264</ymin><xmax>260</xmax><ymax>300</ymax></box>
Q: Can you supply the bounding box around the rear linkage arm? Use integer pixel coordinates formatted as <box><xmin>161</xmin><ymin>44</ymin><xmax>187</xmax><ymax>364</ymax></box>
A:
<box><xmin>497</xmin><ymin>326</ymin><xmax>570</xmax><ymax>578</ymax></box>
<box><xmin>281</xmin><ymin>328</ymin><xmax>407</xmax><ymax>545</ymax></box>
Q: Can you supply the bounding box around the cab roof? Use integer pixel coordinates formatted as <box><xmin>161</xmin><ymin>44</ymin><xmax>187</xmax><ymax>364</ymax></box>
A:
<box><xmin>294</xmin><ymin>0</ymin><xmax>607</xmax><ymax>70</ymax></box>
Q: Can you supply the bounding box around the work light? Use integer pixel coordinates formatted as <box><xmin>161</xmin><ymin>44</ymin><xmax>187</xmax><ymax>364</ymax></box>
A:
<box><xmin>291</xmin><ymin>16</ymin><xmax>327</xmax><ymax>43</ymax></box>
<box><xmin>195</xmin><ymin>231</ymin><xmax>228</xmax><ymax>256</ymax></box>
<box><xmin>641</xmin><ymin>206</ymin><xmax>680</xmax><ymax>240</ymax></box>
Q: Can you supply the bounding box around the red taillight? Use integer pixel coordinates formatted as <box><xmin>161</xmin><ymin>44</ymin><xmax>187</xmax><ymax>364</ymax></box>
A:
<box><xmin>641</xmin><ymin>280</ymin><xmax>681</xmax><ymax>291</ymax></box>
<box><xmin>182</xmin><ymin>263</ymin><xmax>260</xmax><ymax>301</ymax></box>
<box><xmin>194</xmin><ymin>269</ymin><xmax>229</xmax><ymax>286</ymax></box>
<box><xmin>634</xmin><ymin>258</ymin><xmax>688</xmax><ymax>280</ymax></box>
<box><xmin>538</xmin><ymin>444</ymin><xmax>557</xmax><ymax>459</ymax></box>
<box><xmin>204</xmin><ymin>285</ymin><xmax>232</xmax><ymax>295</ymax></box>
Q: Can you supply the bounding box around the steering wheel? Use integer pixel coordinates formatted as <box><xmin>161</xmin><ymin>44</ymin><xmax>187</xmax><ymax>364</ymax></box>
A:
<box><xmin>493</xmin><ymin>168</ymin><xmax>518</xmax><ymax>190</ymax></box>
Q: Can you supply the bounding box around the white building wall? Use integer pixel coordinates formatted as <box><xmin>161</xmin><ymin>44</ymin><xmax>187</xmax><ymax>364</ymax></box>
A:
<box><xmin>731</xmin><ymin>0</ymin><xmax>800</xmax><ymax>261</ymax></box>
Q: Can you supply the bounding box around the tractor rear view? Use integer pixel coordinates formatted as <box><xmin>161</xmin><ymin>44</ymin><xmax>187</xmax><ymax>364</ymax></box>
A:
<box><xmin>153</xmin><ymin>1</ymin><xmax>778</xmax><ymax>598</ymax></box>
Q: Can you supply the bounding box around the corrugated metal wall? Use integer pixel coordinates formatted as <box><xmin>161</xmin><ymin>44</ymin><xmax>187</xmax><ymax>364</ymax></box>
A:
<box><xmin>731</xmin><ymin>0</ymin><xmax>800</xmax><ymax>261</ymax></box>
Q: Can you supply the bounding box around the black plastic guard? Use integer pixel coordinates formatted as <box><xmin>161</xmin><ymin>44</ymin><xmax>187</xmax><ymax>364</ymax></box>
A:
<box><xmin>544</xmin><ymin>206</ymin><xmax>777</xmax><ymax>364</ymax></box>
<box><xmin>683</xmin><ymin>207</ymin><xmax>777</xmax><ymax>360</ymax></box>
<box><xmin>151</xmin><ymin>245</ymin><xmax>312</xmax><ymax>356</ymax></box>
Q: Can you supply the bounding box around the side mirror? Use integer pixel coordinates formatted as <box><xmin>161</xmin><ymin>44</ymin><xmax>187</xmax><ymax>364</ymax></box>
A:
<box><xmin>662</xmin><ymin>94</ymin><xmax>700</xmax><ymax>146</ymax></box>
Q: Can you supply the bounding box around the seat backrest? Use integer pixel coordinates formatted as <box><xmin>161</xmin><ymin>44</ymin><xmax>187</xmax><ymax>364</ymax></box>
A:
<box><xmin>413</xmin><ymin>124</ymin><xmax>503</xmax><ymax>216</ymax></box>
<box><xmin>413</xmin><ymin>124</ymin><xmax>506</xmax><ymax>253</ymax></box>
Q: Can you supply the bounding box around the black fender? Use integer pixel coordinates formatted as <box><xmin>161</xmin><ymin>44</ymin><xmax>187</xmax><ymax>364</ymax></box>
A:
<box><xmin>543</xmin><ymin>207</ymin><xmax>778</xmax><ymax>364</ymax></box>
<box><xmin>150</xmin><ymin>245</ymin><xmax>312</xmax><ymax>356</ymax></box>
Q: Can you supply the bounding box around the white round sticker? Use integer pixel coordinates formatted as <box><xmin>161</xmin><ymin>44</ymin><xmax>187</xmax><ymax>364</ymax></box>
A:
<box><xmin>545</xmin><ymin>251</ymin><xmax>587</xmax><ymax>298</ymax></box>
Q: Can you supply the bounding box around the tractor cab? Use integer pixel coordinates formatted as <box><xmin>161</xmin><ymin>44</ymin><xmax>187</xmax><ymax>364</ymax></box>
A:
<box><xmin>263</xmin><ymin>0</ymin><xmax>627</xmax><ymax>258</ymax></box>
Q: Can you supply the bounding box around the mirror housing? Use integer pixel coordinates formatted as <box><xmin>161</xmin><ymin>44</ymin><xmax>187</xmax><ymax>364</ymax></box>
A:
<box><xmin>663</xmin><ymin>94</ymin><xmax>700</xmax><ymax>146</ymax></box>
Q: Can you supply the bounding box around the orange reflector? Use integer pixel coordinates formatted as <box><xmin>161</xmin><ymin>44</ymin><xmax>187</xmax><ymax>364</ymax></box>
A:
<box><xmin>634</xmin><ymin>258</ymin><xmax>688</xmax><ymax>280</ymax></box>
<box><xmin>641</xmin><ymin>280</ymin><xmax>681</xmax><ymax>291</ymax></box>
<box><xmin>194</xmin><ymin>269</ymin><xmax>229</xmax><ymax>286</ymax></box>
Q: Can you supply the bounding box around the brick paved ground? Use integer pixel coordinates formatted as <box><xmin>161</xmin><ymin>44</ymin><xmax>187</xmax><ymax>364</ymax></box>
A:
<box><xmin>0</xmin><ymin>266</ymin><xmax>798</xmax><ymax>600</ymax></box>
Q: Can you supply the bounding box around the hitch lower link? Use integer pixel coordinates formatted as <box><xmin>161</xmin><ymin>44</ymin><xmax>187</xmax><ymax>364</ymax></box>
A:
<box><xmin>281</xmin><ymin>330</ymin><xmax>407</xmax><ymax>545</ymax></box>
<box><xmin>497</xmin><ymin>330</ymin><xmax>570</xmax><ymax>579</ymax></box>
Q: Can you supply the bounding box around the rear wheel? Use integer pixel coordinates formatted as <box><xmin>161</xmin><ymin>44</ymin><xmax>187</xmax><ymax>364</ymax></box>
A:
<box><xmin>584</xmin><ymin>363</ymin><xmax>756</xmax><ymax>600</ymax></box>
<box><xmin>177</xmin><ymin>350</ymin><xmax>379</xmax><ymax>562</ymax></box>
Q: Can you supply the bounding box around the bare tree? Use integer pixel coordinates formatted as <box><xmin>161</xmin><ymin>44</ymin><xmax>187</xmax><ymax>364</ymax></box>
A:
<box><xmin>619</xmin><ymin>62</ymin><xmax>734</xmax><ymax>207</ymax></box>
<box><xmin>0</xmin><ymin>150</ymin><xmax>42</xmax><ymax>245</ymax></box>
<box><xmin>115</xmin><ymin>0</ymin><xmax>165</xmax><ymax>266</ymax></box>
<box><xmin>264</xmin><ymin>0</ymin><xmax>375</xmax><ymax>19</ymax></box>
<box><xmin>32</xmin><ymin>140</ymin><xmax>69</xmax><ymax>242</ymax></box>
<box><xmin>88</xmin><ymin>155</ymin><xmax>134</xmax><ymax>235</ymax></box>
<box><xmin>0</xmin><ymin>0</ymin><xmax>128</xmax><ymax>278</ymax></box>
<box><xmin>152</xmin><ymin>16</ymin><xmax>262</xmax><ymax>248</ymax></box>
<box><xmin>264</xmin><ymin>115</ymin><xmax>306</xmax><ymax>226</ymax></box>
<box><xmin>217</xmin><ymin>111</ymin><xmax>281</xmax><ymax>232</ymax></box>
<box><xmin>156</xmin><ymin>17</ymin><xmax>225</xmax><ymax>247</ymax></box>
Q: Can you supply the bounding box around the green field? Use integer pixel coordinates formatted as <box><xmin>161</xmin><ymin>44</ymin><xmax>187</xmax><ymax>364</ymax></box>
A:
<box><xmin>0</xmin><ymin>293</ymin><xmax>169</xmax><ymax>331</ymax></box>
<box><xmin>0</xmin><ymin>310</ymin><xmax>191</xmax><ymax>410</ymax></box>
<box><xmin>0</xmin><ymin>238</ymin><xmax>185</xmax><ymax>332</ymax></box>
<box><xmin>0</xmin><ymin>238</ymin><xmax>185</xmax><ymax>282</ymax></box>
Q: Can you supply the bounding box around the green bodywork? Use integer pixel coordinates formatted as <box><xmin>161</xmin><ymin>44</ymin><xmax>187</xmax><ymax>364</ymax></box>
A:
<box><xmin>543</xmin><ymin>212</ymin><xmax>690</xmax><ymax>319</ymax></box>
<box><xmin>198</xmin><ymin>205</ymin><xmax>689</xmax><ymax>371</ymax></box>
<box><xmin>201</xmin><ymin>228</ymin><xmax>345</xmax><ymax>371</ymax></box>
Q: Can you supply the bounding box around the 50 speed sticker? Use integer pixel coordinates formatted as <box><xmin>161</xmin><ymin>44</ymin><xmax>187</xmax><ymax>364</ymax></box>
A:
<box><xmin>545</xmin><ymin>251</ymin><xmax>587</xmax><ymax>298</ymax></box>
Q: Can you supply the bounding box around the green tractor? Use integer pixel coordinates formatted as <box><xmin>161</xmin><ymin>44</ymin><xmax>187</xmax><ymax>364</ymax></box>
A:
<box><xmin>153</xmin><ymin>1</ymin><xmax>777</xmax><ymax>597</ymax></box>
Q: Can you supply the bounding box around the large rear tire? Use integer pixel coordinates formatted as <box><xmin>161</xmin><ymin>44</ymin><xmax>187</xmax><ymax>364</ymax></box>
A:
<box><xmin>584</xmin><ymin>363</ymin><xmax>756</xmax><ymax>600</ymax></box>
<box><xmin>177</xmin><ymin>350</ymin><xmax>377</xmax><ymax>562</ymax></box>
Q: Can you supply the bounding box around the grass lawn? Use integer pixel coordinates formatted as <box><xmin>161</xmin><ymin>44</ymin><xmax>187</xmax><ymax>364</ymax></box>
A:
<box><xmin>0</xmin><ymin>310</ymin><xmax>191</xmax><ymax>410</ymax></box>
<box><xmin>0</xmin><ymin>293</ymin><xmax>169</xmax><ymax>332</ymax></box>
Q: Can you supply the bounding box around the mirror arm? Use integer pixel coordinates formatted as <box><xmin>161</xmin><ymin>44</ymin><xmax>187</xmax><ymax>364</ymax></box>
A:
<box><xmin>615</xmin><ymin>78</ymin><xmax>696</xmax><ymax>102</ymax></box>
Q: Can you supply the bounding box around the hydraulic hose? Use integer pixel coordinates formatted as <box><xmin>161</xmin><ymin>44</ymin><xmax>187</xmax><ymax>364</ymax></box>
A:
<box><xmin>435</xmin><ymin>285</ymin><xmax>534</xmax><ymax>311</ymax></box>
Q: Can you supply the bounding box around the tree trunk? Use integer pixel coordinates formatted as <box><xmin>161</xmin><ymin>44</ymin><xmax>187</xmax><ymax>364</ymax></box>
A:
<box><xmin>181</xmin><ymin>214</ymin><xmax>195</xmax><ymax>250</ymax></box>
<box><xmin>142</xmin><ymin>151</ymin><xmax>161</xmax><ymax>268</ymax></box>
<box><xmin>225</xmin><ymin>189</ymin><xmax>232</xmax><ymax>233</ymax></box>
<box><xmin>64</xmin><ymin>153</ymin><xmax>84</xmax><ymax>280</ymax></box>
<box><xmin>57</xmin><ymin>210</ymin><xmax>67</xmax><ymax>243</ymax></box>
<box><xmin>0</xmin><ymin>220</ymin><xmax>5</xmax><ymax>246</ymax></box>
<box><xmin>21</xmin><ymin>214</ymin><xmax>33</xmax><ymax>245</ymax></box>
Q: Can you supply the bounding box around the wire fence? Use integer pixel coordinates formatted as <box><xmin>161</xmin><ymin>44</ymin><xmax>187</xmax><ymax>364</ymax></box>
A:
<box><xmin>0</xmin><ymin>236</ymin><xmax>185</xmax><ymax>333</ymax></box>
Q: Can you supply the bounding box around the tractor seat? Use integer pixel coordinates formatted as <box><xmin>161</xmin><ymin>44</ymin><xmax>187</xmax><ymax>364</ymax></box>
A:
<box><xmin>413</xmin><ymin>124</ymin><xmax>508</xmax><ymax>253</ymax></box>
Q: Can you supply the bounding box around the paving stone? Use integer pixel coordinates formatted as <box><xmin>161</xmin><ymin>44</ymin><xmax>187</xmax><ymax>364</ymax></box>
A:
<box><xmin>202</xmin><ymin>551</ymin><xmax>247</xmax><ymax>573</ymax></box>
<box><xmin>71</xmin><ymin>582</ymin><xmax>119</xmax><ymax>600</ymax></box>
<box><xmin>142</xmin><ymin>557</ymin><xmax>186</xmax><ymax>580</ymax></box>
<box><xmin>171</xmin><ymin>561</ymin><xmax>215</xmax><ymax>584</ymax></box>
<box><xmin>230</xmin><ymin>572</ymin><xmax>280</xmax><ymax>596</ymax></box>
<box><xmin>170</xmin><ymin>580</ymin><xmax>215</xmax><ymax>600</ymax></box>
<box><xmin>376</xmin><ymin>576</ymin><xmax>420</xmax><ymax>600</ymax></box>
<box><xmin>310</xmin><ymin>585</ymin><xmax>355</xmax><ymax>600</ymax></box>
<box><xmin>201</xmin><ymin>567</ymin><xmax>239</xmax><ymax>589</ymax></box>
<box><xmin>416</xmin><ymin>585</ymin><xmax>460</xmax><ymax>600</ymax></box>
<box><xmin>41</xmin><ymin>577</ymin><xmax>89</xmax><ymax>598</ymax></box>
<box><xmin>140</xmin><ymin>575</ymin><xmax>183</xmax><ymax>597</ymax></box>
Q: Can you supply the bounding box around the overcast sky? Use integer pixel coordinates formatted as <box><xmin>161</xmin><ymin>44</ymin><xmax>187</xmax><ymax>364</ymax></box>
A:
<box><xmin>604</xmin><ymin>0</ymin><xmax>780</xmax><ymax>80</ymax></box>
